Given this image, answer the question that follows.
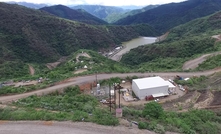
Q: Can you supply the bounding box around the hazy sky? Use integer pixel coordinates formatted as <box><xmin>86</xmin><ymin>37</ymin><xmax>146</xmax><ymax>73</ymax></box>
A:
<box><xmin>1</xmin><ymin>0</ymin><xmax>187</xmax><ymax>6</ymax></box>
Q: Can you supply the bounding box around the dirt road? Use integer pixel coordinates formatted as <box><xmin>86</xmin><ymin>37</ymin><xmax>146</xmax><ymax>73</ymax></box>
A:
<box><xmin>1</xmin><ymin>69</ymin><xmax>221</xmax><ymax>104</ymax></box>
<box><xmin>0</xmin><ymin>121</ymin><xmax>178</xmax><ymax>134</ymax></box>
<box><xmin>182</xmin><ymin>51</ymin><xmax>221</xmax><ymax>70</ymax></box>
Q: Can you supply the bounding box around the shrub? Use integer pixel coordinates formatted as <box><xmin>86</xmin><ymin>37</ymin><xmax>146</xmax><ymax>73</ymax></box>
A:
<box><xmin>138</xmin><ymin>122</ymin><xmax>148</xmax><ymax>129</ymax></box>
<box><xmin>153</xmin><ymin>124</ymin><xmax>165</xmax><ymax>134</ymax></box>
<box><xmin>142</xmin><ymin>102</ymin><xmax>164</xmax><ymax>119</ymax></box>
<box><xmin>92</xmin><ymin>109</ymin><xmax>119</xmax><ymax>126</ymax></box>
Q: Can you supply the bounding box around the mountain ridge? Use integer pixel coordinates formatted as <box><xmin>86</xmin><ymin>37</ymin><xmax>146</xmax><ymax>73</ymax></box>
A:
<box><xmin>40</xmin><ymin>5</ymin><xmax>108</xmax><ymax>25</ymax></box>
<box><xmin>115</xmin><ymin>0</ymin><xmax>221</xmax><ymax>33</ymax></box>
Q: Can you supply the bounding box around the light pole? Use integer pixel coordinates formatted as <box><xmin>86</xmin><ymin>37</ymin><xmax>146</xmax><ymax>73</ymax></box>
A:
<box><xmin>95</xmin><ymin>71</ymin><xmax>98</xmax><ymax>84</ymax></box>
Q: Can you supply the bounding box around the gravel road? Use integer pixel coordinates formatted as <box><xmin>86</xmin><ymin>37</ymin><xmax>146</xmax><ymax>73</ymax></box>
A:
<box><xmin>182</xmin><ymin>51</ymin><xmax>221</xmax><ymax>70</ymax></box>
<box><xmin>1</xmin><ymin>69</ymin><xmax>221</xmax><ymax>104</ymax></box>
<box><xmin>0</xmin><ymin>121</ymin><xmax>179</xmax><ymax>134</ymax></box>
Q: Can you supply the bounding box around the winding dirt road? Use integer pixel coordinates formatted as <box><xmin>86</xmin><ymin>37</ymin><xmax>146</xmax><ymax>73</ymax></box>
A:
<box><xmin>182</xmin><ymin>51</ymin><xmax>221</xmax><ymax>70</ymax></box>
<box><xmin>1</xmin><ymin>68</ymin><xmax>221</xmax><ymax>104</ymax></box>
<box><xmin>182</xmin><ymin>34</ymin><xmax>221</xmax><ymax>70</ymax></box>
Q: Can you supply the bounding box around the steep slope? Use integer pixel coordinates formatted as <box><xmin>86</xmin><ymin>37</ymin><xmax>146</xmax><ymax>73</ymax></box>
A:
<box><xmin>120</xmin><ymin>11</ymin><xmax>221</xmax><ymax>68</ymax></box>
<box><xmin>71</xmin><ymin>5</ymin><xmax>128</xmax><ymax>23</ymax></box>
<box><xmin>107</xmin><ymin>5</ymin><xmax>159</xmax><ymax>23</ymax></box>
<box><xmin>40</xmin><ymin>5</ymin><xmax>108</xmax><ymax>25</ymax></box>
<box><xmin>0</xmin><ymin>2</ymin><xmax>157</xmax><ymax>79</ymax></box>
<box><xmin>115</xmin><ymin>0</ymin><xmax>221</xmax><ymax>33</ymax></box>
<box><xmin>168</xmin><ymin>11</ymin><xmax>221</xmax><ymax>39</ymax></box>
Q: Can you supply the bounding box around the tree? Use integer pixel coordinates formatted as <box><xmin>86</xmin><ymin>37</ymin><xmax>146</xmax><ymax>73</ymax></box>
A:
<box><xmin>142</xmin><ymin>101</ymin><xmax>164</xmax><ymax>119</ymax></box>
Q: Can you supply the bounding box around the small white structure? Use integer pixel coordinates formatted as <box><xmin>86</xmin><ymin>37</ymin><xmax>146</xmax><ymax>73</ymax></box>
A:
<box><xmin>83</xmin><ymin>65</ymin><xmax>88</xmax><ymax>69</ymax></box>
<box><xmin>115</xmin><ymin>47</ymin><xmax>121</xmax><ymax>50</ymax></box>
<box><xmin>132</xmin><ymin>76</ymin><xmax>170</xmax><ymax>99</ymax></box>
<box><xmin>184</xmin><ymin>78</ymin><xmax>190</xmax><ymax>81</ymax></box>
<box><xmin>110</xmin><ymin>90</ymin><xmax>115</xmax><ymax>96</ymax></box>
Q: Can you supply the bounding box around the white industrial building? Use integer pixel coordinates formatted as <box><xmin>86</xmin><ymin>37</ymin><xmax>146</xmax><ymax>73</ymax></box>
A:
<box><xmin>132</xmin><ymin>76</ymin><xmax>173</xmax><ymax>99</ymax></box>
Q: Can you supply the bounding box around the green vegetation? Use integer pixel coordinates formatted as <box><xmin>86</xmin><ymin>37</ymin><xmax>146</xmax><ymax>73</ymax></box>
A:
<box><xmin>0</xmin><ymin>107</ymin><xmax>73</xmax><ymax>121</ymax></box>
<box><xmin>196</xmin><ymin>54</ymin><xmax>221</xmax><ymax>71</ymax></box>
<box><xmin>0</xmin><ymin>81</ymin><xmax>51</xmax><ymax>95</ymax></box>
<box><xmin>0</xmin><ymin>2</ymin><xmax>157</xmax><ymax>80</ymax></box>
<box><xmin>121</xmin><ymin>10</ymin><xmax>221</xmax><ymax>71</ymax></box>
<box><xmin>123</xmin><ymin>102</ymin><xmax>221</xmax><ymax>134</ymax></box>
<box><xmin>121</xmin><ymin>37</ymin><xmax>218</xmax><ymax>71</ymax></box>
<box><xmin>142</xmin><ymin>102</ymin><xmax>164</xmax><ymax>119</ymax></box>
<box><xmin>115</xmin><ymin>0</ymin><xmax>221</xmax><ymax>33</ymax></box>
<box><xmin>43</xmin><ymin>49</ymin><xmax>132</xmax><ymax>80</ymax></box>
<box><xmin>106</xmin><ymin>5</ymin><xmax>159</xmax><ymax>23</ymax></box>
<box><xmin>0</xmin><ymin>60</ymin><xmax>29</xmax><ymax>80</ymax></box>
<box><xmin>10</xmin><ymin>86</ymin><xmax>119</xmax><ymax>125</ymax></box>
<box><xmin>71</xmin><ymin>5</ymin><xmax>128</xmax><ymax>23</ymax></box>
<box><xmin>175</xmin><ymin>75</ymin><xmax>208</xmax><ymax>87</ymax></box>
<box><xmin>177</xmin><ymin>72</ymin><xmax>221</xmax><ymax>90</ymax></box>
<box><xmin>40</xmin><ymin>5</ymin><xmax>108</xmax><ymax>25</ymax></box>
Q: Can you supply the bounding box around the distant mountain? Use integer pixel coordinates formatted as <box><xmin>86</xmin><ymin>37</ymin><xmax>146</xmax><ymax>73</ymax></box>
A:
<box><xmin>40</xmin><ymin>5</ymin><xmax>108</xmax><ymax>25</ymax></box>
<box><xmin>109</xmin><ymin>5</ymin><xmax>159</xmax><ymax>23</ymax></box>
<box><xmin>71</xmin><ymin>5</ymin><xmax>129</xmax><ymax>23</ymax></box>
<box><xmin>0</xmin><ymin>2</ymin><xmax>157</xmax><ymax>79</ymax></box>
<box><xmin>119</xmin><ymin>5</ymin><xmax>145</xmax><ymax>10</ymax></box>
<box><xmin>7</xmin><ymin>1</ymin><xmax>47</xmax><ymax>9</ymax></box>
<box><xmin>115</xmin><ymin>0</ymin><xmax>221</xmax><ymax>33</ymax></box>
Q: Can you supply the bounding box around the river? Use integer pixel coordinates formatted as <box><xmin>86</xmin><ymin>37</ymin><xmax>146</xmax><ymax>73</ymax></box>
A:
<box><xmin>110</xmin><ymin>36</ymin><xmax>157</xmax><ymax>61</ymax></box>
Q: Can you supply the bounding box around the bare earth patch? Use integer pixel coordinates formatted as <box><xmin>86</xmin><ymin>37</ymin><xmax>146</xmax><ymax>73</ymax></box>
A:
<box><xmin>28</xmin><ymin>65</ymin><xmax>35</xmax><ymax>75</ymax></box>
<box><xmin>194</xmin><ymin>91</ymin><xmax>214</xmax><ymax>109</ymax></box>
<box><xmin>76</xmin><ymin>52</ymin><xmax>91</xmax><ymax>63</ymax></box>
<box><xmin>46</xmin><ymin>57</ymin><xmax>67</xmax><ymax>70</ymax></box>
<box><xmin>212</xmin><ymin>34</ymin><xmax>221</xmax><ymax>42</ymax></box>
<box><xmin>74</xmin><ymin>69</ymin><xmax>88</xmax><ymax>74</ymax></box>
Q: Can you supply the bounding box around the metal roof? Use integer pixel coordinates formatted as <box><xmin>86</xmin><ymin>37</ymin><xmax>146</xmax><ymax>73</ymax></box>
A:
<box><xmin>164</xmin><ymin>81</ymin><xmax>176</xmax><ymax>88</ymax></box>
<box><xmin>133</xmin><ymin>76</ymin><xmax>168</xmax><ymax>90</ymax></box>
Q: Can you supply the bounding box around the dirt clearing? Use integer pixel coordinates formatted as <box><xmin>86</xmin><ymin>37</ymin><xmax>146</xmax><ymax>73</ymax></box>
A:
<box><xmin>46</xmin><ymin>57</ymin><xmax>67</xmax><ymax>70</ymax></box>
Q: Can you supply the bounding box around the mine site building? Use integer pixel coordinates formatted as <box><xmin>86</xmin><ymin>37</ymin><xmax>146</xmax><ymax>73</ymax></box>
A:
<box><xmin>132</xmin><ymin>76</ymin><xmax>170</xmax><ymax>100</ymax></box>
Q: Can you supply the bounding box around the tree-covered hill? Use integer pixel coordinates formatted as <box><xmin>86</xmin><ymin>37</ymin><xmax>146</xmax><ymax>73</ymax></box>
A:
<box><xmin>0</xmin><ymin>2</ymin><xmax>157</xmax><ymax>79</ymax></box>
<box><xmin>40</xmin><ymin>5</ymin><xmax>108</xmax><ymax>25</ymax></box>
<box><xmin>115</xmin><ymin>0</ymin><xmax>221</xmax><ymax>33</ymax></box>
<box><xmin>120</xmin><ymin>11</ymin><xmax>221</xmax><ymax>70</ymax></box>
<box><xmin>106</xmin><ymin>5</ymin><xmax>159</xmax><ymax>23</ymax></box>
<box><xmin>71</xmin><ymin>5</ymin><xmax>129</xmax><ymax>23</ymax></box>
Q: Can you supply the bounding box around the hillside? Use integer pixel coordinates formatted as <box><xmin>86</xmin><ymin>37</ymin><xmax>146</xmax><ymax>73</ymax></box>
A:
<box><xmin>0</xmin><ymin>2</ymin><xmax>157</xmax><ymax>79</ymax></box>
<box><xmin>71</xmin><ymin>5</ymin><xmax>128</xmax><ymax>23</ymax></box>
<box><xmin>106</xmin><ymin>5</ymin><xmax>159</xmax><ymax>23</ymax></box>
<box><xmin>115</xmin><ymin>0</ymin><xmax>221</xmax><ymax>33</ymax></box>
<box><xmin>120</xmin><ymin>11</ymin><xmax>221</xmax><ymax>71</ymax></box>
<box><xmin>40</xmin><ymin>5</ymin><xmax>108</xmax><ymax>25</ymax></box>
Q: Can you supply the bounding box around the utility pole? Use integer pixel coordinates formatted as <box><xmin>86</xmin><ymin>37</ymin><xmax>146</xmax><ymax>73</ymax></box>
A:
<box><xmin>118</xmin><ymin>84</ymin><xmax>120</xmax><ymax>108</ymax></box>
<box><xmin>114</xmin><ymin>85</ymin><xmax>116</xmax><ymax>109</ymax></box>
<box><xmin>109</xmin><ymin>84</ymin><xmax>111</xmax><ymax>112</ymax></box>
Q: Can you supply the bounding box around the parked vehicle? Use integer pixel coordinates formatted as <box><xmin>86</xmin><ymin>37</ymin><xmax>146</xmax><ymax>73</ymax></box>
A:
<box><xmin>179</xmin><ymin>85</ymin><xmax>185</xmax><ymax>92</ymax></box>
